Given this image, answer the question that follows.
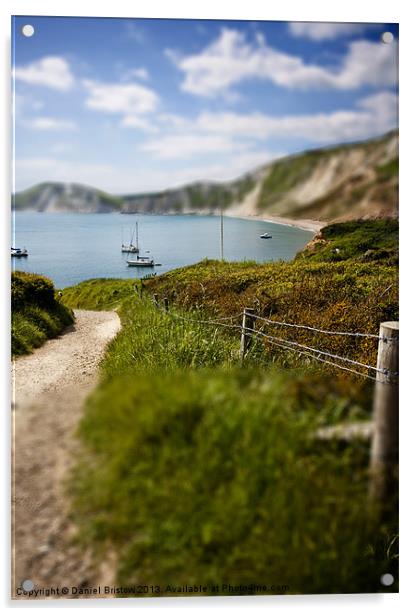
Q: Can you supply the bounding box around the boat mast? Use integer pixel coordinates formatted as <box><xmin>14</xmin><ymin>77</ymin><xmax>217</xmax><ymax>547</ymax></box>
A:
<box><xmin>220</xmin><ymin>208</ymin><xmax>224</xmax><ymax>261</ymax></box>
<box><xmin>136</xmin><ymin>221</ymin><xmax>139</xmax><ymax>252</ymax></box>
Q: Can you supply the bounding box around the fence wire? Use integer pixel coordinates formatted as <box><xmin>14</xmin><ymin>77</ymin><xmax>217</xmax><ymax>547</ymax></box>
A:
<box><xmin>253</xmin><ymin>314</ymin><xmax>382</xmax><ymax>340</ymax></box>
<box><xmin>242</xmin><ymin>325</ymin><xmax>385</xmax><ymax>375</ymax></box>
<box><xmin>151</xmin><ymin>295</ymin><xmax>397</xmax><ymax>381</ymax></box>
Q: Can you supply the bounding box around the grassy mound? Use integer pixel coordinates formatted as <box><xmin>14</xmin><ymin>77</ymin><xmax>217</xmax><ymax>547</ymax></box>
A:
<box><xmin>298</xmin><ymin>219</ymin><xmax>398</xmax><ymax>264</ymax></box>
<box><xmin>12</xmin><ymin>271</ymin><xmax>74</xmax><ymax>356</ymax></box>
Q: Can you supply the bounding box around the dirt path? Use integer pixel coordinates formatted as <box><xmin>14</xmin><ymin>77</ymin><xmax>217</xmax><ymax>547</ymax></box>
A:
<box><xmin>12</xmin><ymin>309</ymin><xmax>121</xmax><ymax>599</ymax></box>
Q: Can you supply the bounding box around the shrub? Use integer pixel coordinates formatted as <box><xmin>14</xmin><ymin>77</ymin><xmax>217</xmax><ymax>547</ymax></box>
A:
<box><xmin>11</xmin><ymin>271</ymin><xmax>74</xmax><ymax>356</ymax></box>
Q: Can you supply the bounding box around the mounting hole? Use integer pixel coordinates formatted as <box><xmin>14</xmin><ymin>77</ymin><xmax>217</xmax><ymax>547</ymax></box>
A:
<box><xmin>22</xmin><ymin>579</ymin><xmax>34</xmax><ymax>591</ymax></box>
<box><xmin>380</xmin><ymin>573</ymin><xmax>394</xmax><ymax>586</ymax></box>
<box><xmin>381</xmin><ymin>31</ymin><xmax>394</xmax><ymax>44</ymax></box>
<box><xmin>22</xmin><ymin>24</ymin><xmax>35</xmax><ymax>38</ymax></box>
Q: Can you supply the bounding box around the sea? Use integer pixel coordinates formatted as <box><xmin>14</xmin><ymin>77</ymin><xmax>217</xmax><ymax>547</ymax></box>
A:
<box><xmin>12</xmin><ymin>212</ymin><xmax>314</xmax><ymax>289</ymax></box>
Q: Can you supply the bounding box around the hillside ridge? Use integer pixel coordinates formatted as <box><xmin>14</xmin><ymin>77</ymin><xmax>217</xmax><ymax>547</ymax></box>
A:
<box><xmin>14</xmin><ymin>130</ymin><xmax>398</xmax><ymax>224</ymax></box>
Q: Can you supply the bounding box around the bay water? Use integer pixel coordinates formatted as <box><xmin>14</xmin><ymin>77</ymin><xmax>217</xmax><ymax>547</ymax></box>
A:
<box><xmin>12</xmin><ymin>213</ymin><xmax>313</xmax><ymax>288</ymax></box>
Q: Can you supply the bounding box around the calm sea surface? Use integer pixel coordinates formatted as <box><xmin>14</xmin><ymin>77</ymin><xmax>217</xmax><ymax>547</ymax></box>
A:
<box><xmin>12</xmin><ymin>213</ymin><xmax>313</xmax><ymax>288</ymax></box>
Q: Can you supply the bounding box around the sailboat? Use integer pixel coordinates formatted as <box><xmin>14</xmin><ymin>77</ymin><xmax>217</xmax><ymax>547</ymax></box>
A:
<box><xmin>126</xmin><ymin>253</ymin><xmax>155</xmax><ymax>267</ymax></box>
<box><xmin>124</xmin><ymin>221</ymin><xmax>155</xmax><ymax>267</ymax></box>
<box><xmin>121</xmin><ymin>222</ymin><xmax>139</xmax><ymax>253</ymax></box>
<box><xmin>11</xmin><ymin>246</ymin><xmax>28</xmax><ymax>257</ymax></box>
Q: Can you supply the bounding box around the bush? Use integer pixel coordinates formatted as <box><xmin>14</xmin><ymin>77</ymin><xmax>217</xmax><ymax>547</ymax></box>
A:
<box><xmin>12</xmin><ymin>271</ymin><xmax>55</xmax><ymax>309</ymax></box>
<box><xmin>12</xmin><ymin>271</ymin><xmax>74</xmax><ymax>356</ymax></box>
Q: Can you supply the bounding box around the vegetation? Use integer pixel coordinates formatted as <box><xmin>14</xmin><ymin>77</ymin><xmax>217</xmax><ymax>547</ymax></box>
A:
<box><xmin>143</xmin><ymin>221</ymin><xmax>398</xmax><ymax>373</ymax></box>
<box><xmin>72</xmin><ymin>365</ymin><xmax>397</xmax><ymax>595</ymax></box>
<box><xmin>298</xmin><ymin>219</ymin><xmax>399</xmax><ymax>265</ymax></box>
<box><xmin>62</xmin><ymin>219</ymin><xmax>398</xmax><ymax>595</ymax></box>
<box><xmin>377</xmin><ymin>157</ymin><xmax>399</xmax><ymax>181</ymax></box>
<box><xmin>12</xmin><ymin>271</ymin><xmax>74</xmax><ymax>356</ymax></box>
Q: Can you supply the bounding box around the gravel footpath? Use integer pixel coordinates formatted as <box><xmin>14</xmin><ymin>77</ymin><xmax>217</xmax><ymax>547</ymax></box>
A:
<box><xmin>12</xmin><ymin>309</ymin><xmax>120</xmax><ymax>599</ymax></box>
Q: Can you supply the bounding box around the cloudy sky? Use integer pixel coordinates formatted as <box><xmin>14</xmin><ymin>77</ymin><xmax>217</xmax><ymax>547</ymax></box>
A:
<box><xmin>12</xmin><ymin>16</ymin><xmax>398</xmax><ymax>194</ymax></box>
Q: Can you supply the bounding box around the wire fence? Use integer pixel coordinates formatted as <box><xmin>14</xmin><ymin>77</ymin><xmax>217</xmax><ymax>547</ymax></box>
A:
<box><xmin>148</xmin><ymin>293</ymin><xmax>398</xmax><ymax>382</ymax></box>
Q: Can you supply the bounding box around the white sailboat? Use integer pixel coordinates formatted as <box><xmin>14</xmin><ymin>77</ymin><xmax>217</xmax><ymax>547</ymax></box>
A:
<box><xmin>121</xmin><ymin>222</ymin><xmax>139</xmax><ymax>253</ymax></box>
<box><xmin>11</xmin><ymin>247</ymin><xmax>28</xmax><ymax>257</ymax></box>
<box><xmin>126</xmin><ymin>254</ymin><xmax>155</xmax><ymax>267</ymax></box>
<box><xmin>124</xmin><ymin>221</ymin><xmax>155</xmax><ymax>267</ymax></box>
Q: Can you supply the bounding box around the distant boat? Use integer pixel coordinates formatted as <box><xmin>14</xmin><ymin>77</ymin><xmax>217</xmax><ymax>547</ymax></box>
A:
<box><xmin>11</xmin><ymin>247</ymin><xmax>28</xmax><ymax>257</ymax></box>
<box><xmin>123</xmin><ymin>221</ymin><xmax>156</xmax><ymax>266</ymax></box>
<box><xmin>260</xmin><ymin>232</ymin><xmax>272</xmax><ymax>239</ymax></box>
<box><xmin>126</xmin><ymin>255</ymin><xmax>155</xmax><ymax>267</ymax></box>
<box><xmin>121</xmin><ymin>222</ymin><xmax>139</xmax><ymax>253</ymax></box>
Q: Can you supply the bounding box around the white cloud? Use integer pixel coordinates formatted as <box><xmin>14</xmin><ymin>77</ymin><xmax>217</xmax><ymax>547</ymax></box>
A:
<box><xmin>169</xmin><ymin>28</ymin><xmax>397</xmax><ymax>97</ymax></box>
<box><xmin>83</xmin><ymin>79</ymin><xmax>159</xmax><ymax>114</ymax></box>
<box><xmin>14</xmin><ymin>56</ymin><xmax>75</xmax><ymax>91</ymax></box>
<box><xmin>121</xmin><ymin>115</ymin><xmax>158</xmax><ymax>133</ymax></box>
<box><xmin>147</xmin><ymin>150</ymin><xmax>282</xmax><ymax>188</ymax></box>
<box><xmin>138</xmin><ymin>90</ymin><xmax>397</xmax><ymax>161</ymax></box>
<box><xmin>288</xmin><ymin>22</ymin><xmax>367</xmax><ymax>41</ymax></box>
<box><xmin>194</xmin><ymin>91</ymin><xmax>397</xmax><ymax>143</ymax></box>
<box><xmin>139</xmin><ymin>134</ymin><xmax>246</xmax><ymax>159</ymax></box>
<box><xmin>15</xmin><ymin>157</ymin><xmax>126</xmax><ymax>192</ymax></box>
<box><xmin>27</xmin><ymin>117</ymin><xmax>77</xmax><ymax>131</ymax></box>
<box><xmin>130</xmin><ymin>67</ymin><xmax>149</xmax><ymax>80</ymax></box>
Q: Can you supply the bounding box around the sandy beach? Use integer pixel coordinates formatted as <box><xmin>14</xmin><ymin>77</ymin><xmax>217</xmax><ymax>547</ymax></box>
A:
<box><xmin>225</xmin><ymin>212</ymin><xmax>323</xmax><ymax>234</ymax></box>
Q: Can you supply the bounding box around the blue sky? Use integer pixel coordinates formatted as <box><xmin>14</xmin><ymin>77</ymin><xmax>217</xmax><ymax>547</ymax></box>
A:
<box><xmin>12</xmin><ymin>16</ymin><xmax>398</xmax><ymax>194</ymax></box>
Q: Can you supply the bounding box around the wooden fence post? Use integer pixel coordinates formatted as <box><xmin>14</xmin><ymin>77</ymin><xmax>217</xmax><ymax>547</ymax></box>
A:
<box><xmin>369</xmin><ymin>321</ymin><xmax>399</xmax><ymax>506</ymax></box>
<box><xmin>240</xmin><ymin>307</ymin><xmax>255</xmax><ymax>363</ymax></box>
<box><xmin>163</xmin><ymin>297</ymin><xmax>169</xmax><ymax>312</ymax></box>
<box><xmin>152</xmin><ymin>293</ymin><xmax>159</xmax><ymax>308</ymax></box>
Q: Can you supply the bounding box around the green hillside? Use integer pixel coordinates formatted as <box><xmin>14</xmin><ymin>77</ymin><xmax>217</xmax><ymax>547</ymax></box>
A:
<box><xmin>61</xmin><ymin>219</ymin><xmax>398</xmax><ymax>595</ymax></box>
<box><xmin>13</xmin><ymin>130</ymin><xmax>398</xmax><ymax>223</ymax></box>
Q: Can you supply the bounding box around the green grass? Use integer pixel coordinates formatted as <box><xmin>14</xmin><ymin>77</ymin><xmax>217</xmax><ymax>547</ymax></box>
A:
<box><xmin>297</xmin><ymin>219</ymin><xmax>399</xmax><ymax>265</ymax></box>
<box><xmin>61</xmin><ymin>277</ymin><xmax>139</xmax><ymax>311</ymax></box>
<box><xmin>62</xmin><ymin>219</ymin><xmax>398</xmax><ymax>595</ymax></box>
<box><xmin>12</xmin><ymin>271</ymin><xmax>74</xmax><ymax>356</ymax></box>
<box><xmin>69</xmin><ymin>356</ymin><xmax>397</xmax><ymax>595</ymax></box>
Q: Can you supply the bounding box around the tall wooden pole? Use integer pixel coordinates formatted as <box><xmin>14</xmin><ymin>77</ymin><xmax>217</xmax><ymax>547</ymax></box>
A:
<box><xmin>220</xmin><ymin>208</ymin><xmax>224</xmax><ymax>261</ymax></box>
<box><xmin>240</xmin><ymin>307</ymin><xmax>255</xmax><ymax>363</ymax></box>
<box><xmin>369</xmin><ymin>321</ymin><xmax>399</xmax><ymax>505</ymax></box>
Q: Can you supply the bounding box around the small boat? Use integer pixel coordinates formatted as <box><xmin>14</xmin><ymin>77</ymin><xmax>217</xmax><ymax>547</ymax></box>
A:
<box><xmin>122</xmin><ymin>244</ymin><xmax>139</xmax><ymax>253</ymax></box>
<box><xmin>126</xmin><ymin>255</ymin><xmax>155</xmax><ymax>267</ymax></box>
<box><xmin>260</xmin><ymin>232</ymin><xmax>272</xmax><ymax>239</ymax></box>
<box><xmin>121</xmin><ymin>222</ymin><xmax>139</xmax><ymax>253</ymax></box>
<box><xmin>11</xmin><ymin>247</ymin><xmax>28</xmax><ymax>257</ymax></box>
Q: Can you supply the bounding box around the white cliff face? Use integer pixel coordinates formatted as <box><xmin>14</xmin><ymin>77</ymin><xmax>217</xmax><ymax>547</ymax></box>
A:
<box><xmin>13</xmin><ymin>130</ymin><xmax>398</xmax><ymax>223</ymax></box>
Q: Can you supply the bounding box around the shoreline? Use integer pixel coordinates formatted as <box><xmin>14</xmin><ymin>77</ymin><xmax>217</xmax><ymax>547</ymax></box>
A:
<box><xmin>14</xmin><ymin>208</ymin><xmax>324</xmax><ymax>234</ymax></box>
<box><xmin>224</xmin><ymin>212</ymin><xmax>323</xmax><ymax>234</ymax></box>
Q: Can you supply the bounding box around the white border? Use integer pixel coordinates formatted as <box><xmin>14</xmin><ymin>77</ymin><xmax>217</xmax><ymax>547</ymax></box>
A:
<box><xmin>1</xmin><ymin>1</ymin><xmax>413</xmax><ymax>614</ymax></box>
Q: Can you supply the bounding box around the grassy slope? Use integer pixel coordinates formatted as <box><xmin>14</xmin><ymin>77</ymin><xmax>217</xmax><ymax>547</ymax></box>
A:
<box><xmin>12</xmin><ymin>271</ymin><xmax>74</xmax><ymax>356</ymax></box>
<box><xmin>62</xmin><ymin>220</ymin><xmax>398</xmax><ymax>594</ymax></box>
